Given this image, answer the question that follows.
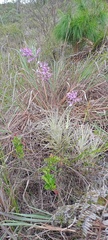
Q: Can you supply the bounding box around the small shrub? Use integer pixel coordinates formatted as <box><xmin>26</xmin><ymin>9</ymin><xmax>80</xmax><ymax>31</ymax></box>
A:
<box><xmin>42</xmin><ymin>155</ymin><xmax>60</xmax><ymax>192</ymax></box>
<box><xmin>54</xmin><ymin>0</ymin><xmax>108</xmax><ymax>51</ymax></box>
<box><xmin>12</xmin><ymin>136</ymin><xmax>24</xmax><ymax>159</ymax></box>
<box><xmin>0</xmin><ymin>23</ymin><xmax>23</xmax><ymax>46</ymax></box>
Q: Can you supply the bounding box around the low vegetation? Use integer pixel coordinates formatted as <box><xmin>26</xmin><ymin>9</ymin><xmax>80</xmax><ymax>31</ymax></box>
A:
<box><xmin>0</xmin><ymin>0</ymin><xmax>108</xmax><ymax>239</ymax></box>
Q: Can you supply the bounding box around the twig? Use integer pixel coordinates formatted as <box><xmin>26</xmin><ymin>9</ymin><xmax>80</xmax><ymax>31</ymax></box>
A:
<box><xmin>29</xmin><ymin>223</ymin><xmax>76</xmax><ymax>232</ymax></box>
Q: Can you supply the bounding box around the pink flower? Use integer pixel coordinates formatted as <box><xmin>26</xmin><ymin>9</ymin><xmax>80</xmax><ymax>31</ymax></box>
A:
<box><xmin>67</xmin><ymin>91</ymin><xmax>81</xmax><ymax>106</ymax></box>
<box><xmin>37</xmin><ymin>61</ymin><xmax>52</xmax><ymax>81</ymax></box>
<box><xmin>20</xmin><ymin>47</ymin><xmax>41</xmax><ymax>62</ymax></box>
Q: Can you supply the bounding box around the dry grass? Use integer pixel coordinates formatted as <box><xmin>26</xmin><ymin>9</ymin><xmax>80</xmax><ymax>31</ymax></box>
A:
<box><xmin>0</xmin><ymin>1</ymin><xmax>108</xmax><ymax>239</ymax></box>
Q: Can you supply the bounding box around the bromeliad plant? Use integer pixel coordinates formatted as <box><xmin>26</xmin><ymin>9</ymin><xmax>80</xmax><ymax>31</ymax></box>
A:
<box><xmin>17</xmin><ymin>38</ymin><xmax>108</xmax><ymax>114</ymax></box>
<box><xmin>73</xmin><ymin>124</ymin><xmax>108</xmax><ymax>165</ymax></box>
<box><xmin>44</xmin><ymin>109</ymin><xmax>73</xmax><ymax>155</ymax></box>
<box><xmin>19</xmin><ymin>45</ymin><xmax>54</xmax><ymax>110</ymax></box>
<box><xmin>38</xmin><ymin>108</ymin><xmax>108</xmax><ymax>165</ymax></box>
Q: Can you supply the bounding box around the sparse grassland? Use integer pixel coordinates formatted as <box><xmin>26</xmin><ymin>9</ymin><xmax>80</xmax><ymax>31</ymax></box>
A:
<box><xmin>0</xmin><ymin>1</ymin><xmax>108</xmax><ymax>239</ymax></box>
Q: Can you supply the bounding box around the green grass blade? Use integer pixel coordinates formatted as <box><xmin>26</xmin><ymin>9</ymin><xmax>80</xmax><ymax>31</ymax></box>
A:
<box><xmin>0</xmin><ymin>212</ymin><xmax>51</xmax><ymax>223</ymax></box>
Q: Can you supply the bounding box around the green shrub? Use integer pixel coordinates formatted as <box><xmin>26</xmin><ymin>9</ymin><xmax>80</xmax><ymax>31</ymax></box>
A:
<box><xmin>54</xmin><ymin>0</ymin><xmax>108</xmax><ymax>51</ymax></box>
<box><xmin>0</xmin><ymin>23</ymin><xmax>23</xmax><ymax>43</ymax></box>
<box><xmin>0</xmin><ymin>3</ymin><xmax>20</xmax><ymax>24</ymax></box>
<box><xmin>42</xmin><ymin>155</ymin><xmax>60</xmax><ymax>192</ymax></box>
<box><xmin>12</xmin><ymin>136</ymin><xmax>24</xmax><ymax>159</ymax></box>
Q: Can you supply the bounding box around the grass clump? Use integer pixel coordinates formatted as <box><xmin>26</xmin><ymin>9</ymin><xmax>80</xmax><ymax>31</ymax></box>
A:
<box><xmin>0</xmin><ymin>23</ymin><xmax>23</xmax><ymax>44</ymax></box>
<box><xmin>54</xmin><ymin>0</ymin><xmax>108</xmax><ymax>51</ymax></box>
<box><xmin>0</xmin><ymin>148</ymin><xmax>19</xmax><ymax>213</ymax></box>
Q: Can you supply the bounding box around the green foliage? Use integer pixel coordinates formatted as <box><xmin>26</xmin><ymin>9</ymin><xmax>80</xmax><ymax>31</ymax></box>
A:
<box><xmin>42</xmin><ymin>170</ymin><xmax>56</xmax><ymax>191</ymax></box>
<box><xmin>0</xmin><ymin>23</ymin><xmax>23</xmax><ymax>45</ymax></box>
<box><xmin>42</xmin><ymin>155</ymin><xmax>60</xmax><ymax>191</ymax></box>
<box><xmin>0</xmin><ymin>211</ymin><xmax>52</xmax><ymax>227</ymax></box>
<box><xmin>0</xmin><ymin>23</ymin><xmax>22</xmax><ymax>36</ymax></box>
<box><xmin>54</xmin><ymin>0</ymin><xmax>108</xmax><ymax>49</ymax></box>
<box><xmin>0</xmin><ymin>146</ymin><xmax>4</xmax><ymax>164</ymax></box>
<box><xmin>0</xmin><ymin>3</ymin><xmax>20</xmax><ymax>24</ymax></box>
<box><xmin>12</xmin><ymin>136</ymin><xmax>24</xmax><ymax>159</ymax></box>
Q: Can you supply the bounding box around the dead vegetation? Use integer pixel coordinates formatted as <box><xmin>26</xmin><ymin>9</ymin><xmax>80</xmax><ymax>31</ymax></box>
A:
<box><xmin>0</xmin><ymin>0</ymin><xmax>108</xmax><ymax>239</ymax></box>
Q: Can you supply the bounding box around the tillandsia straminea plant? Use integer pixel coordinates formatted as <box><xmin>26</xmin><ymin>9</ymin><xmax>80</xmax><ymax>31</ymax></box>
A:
<box><xmin>43</xmin><ymin>109</ymin><xmax>74</xmax><ymax>156</ymax></box>
<box><xmin>54</xmin><ymin>0</ymin><xmax>108</xmax><ymax>52</ymax></box>
<box><xmin>18</xmin><ymin>40</ymin><xmax>108</xmax><ymax>113</ymax></box>
<box><xmin>19</xmin><ymin>45</ymin><xmax>55</xmax><ymax>109</ymax></box>
<box><xmin>72</xmin><ymin>124</ymin><xmax>108</xmax><ymax>165</ymax></box>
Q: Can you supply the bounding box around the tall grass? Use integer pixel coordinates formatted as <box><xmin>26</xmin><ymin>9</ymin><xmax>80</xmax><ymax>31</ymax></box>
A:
<box><xmin>54</xmin><ymin>0</ymin><xmax>108</xmax><ymax>51</ymax></box>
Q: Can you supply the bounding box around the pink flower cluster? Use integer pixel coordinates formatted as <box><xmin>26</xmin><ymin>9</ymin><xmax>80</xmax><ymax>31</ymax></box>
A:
<box><xmin>37</xmin><ymin>61</ymin><xmax>52</xmax><ymax>81</ymax></box>
<box><xmin>67</xmin><ymin>91</ymin><xmax>81</xmax><ymax>106</ymax></box>
<box><xmin>20</xmin><ymin>47</ymin><xmax>41</xmax><ymax>63</ymax></box>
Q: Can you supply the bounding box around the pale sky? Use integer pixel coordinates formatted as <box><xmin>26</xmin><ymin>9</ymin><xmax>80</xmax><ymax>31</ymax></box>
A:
<box><xmin>0</xmin><ymin>0</ymin><xmax>30</xmax><ymax>3</ymax></box>
<box><xmin>0</xmin><ymin>0</ymin><xmax>14</xmax><ymax>3</ymax></box>
<box><xmin>0</xmin><ymin>0</ymin><xmax>27</xmax><ymax>3</ymax></box>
